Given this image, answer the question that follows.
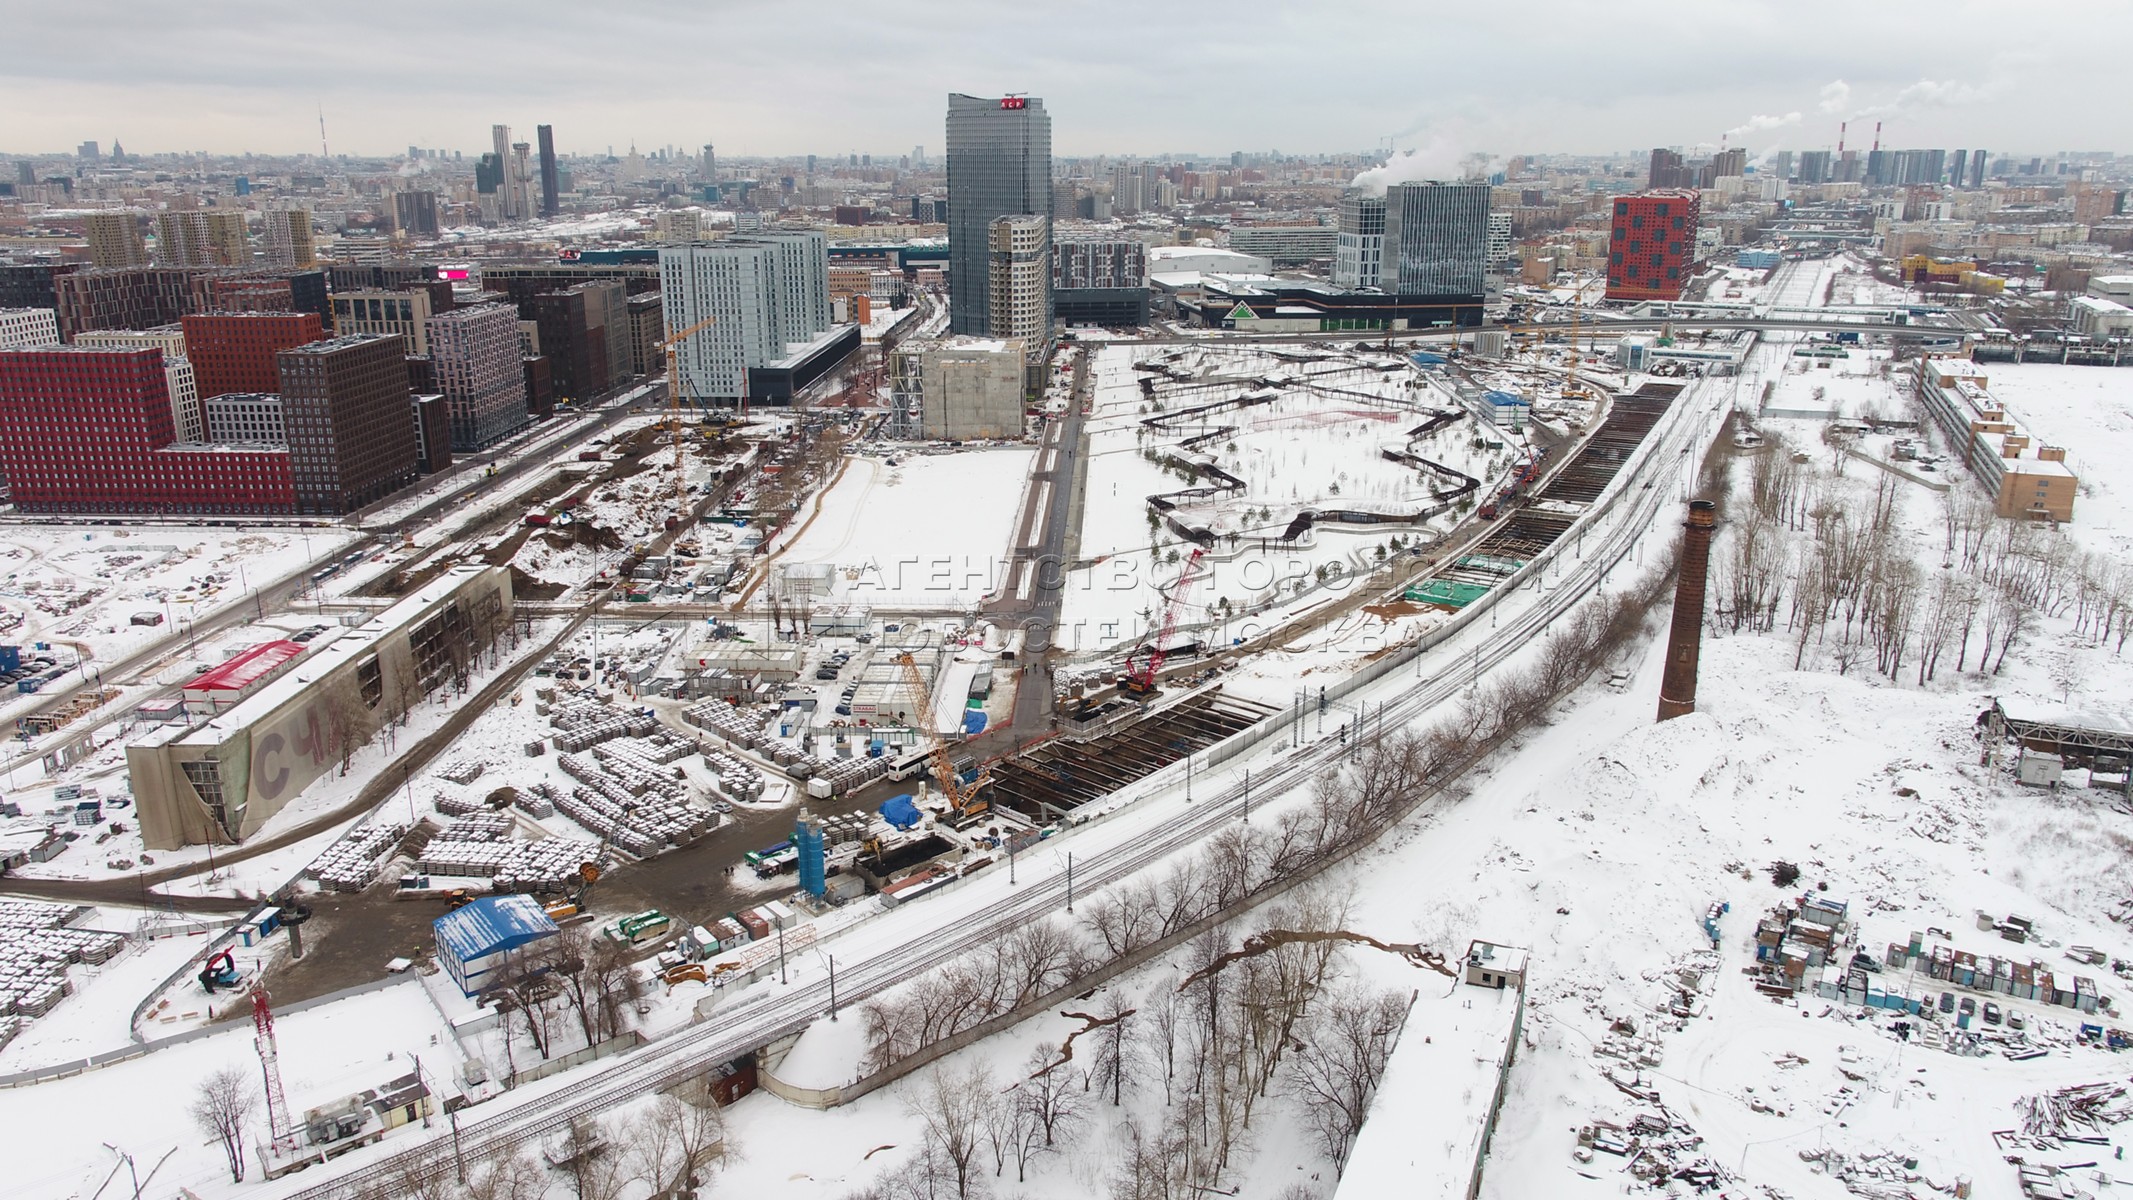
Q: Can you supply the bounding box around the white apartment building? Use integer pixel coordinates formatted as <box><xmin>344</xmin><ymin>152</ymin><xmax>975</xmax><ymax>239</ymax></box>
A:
<box><xmin>658</xmin><ymin>231</ymin><xmax>835</xmax><ymax>404</ymax></box>
<box><xmin>987</xmin><ymin>214</ymin><xmax>1051</xmax><ymax>356</ymax></box>
<box><xmin>0</xmin><ymin>307</ymin><xmax>59</xmax><ymax>349</ymax></box>
<box><xmin>202</xmin><ymin>392</ymin><xmax>285</xmax><ymax>443</ymax></box>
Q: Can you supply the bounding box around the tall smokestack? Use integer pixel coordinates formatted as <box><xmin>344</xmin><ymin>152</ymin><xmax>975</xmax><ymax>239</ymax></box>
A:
<box><xmin>1656</xmin><ymin>500</ymin><xmax>1717</xmax><ymax>722</ymax></box>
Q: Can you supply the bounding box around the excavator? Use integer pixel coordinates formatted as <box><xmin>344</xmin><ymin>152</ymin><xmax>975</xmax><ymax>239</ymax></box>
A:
<box><xmin>895</xmin><ymin>651</ymin><xmax>991</xmax><ymax>823</ymax></box>
<box><xmin>544</xmin><ymin>860</ymin><xmax>603</xmax><ymax>921</ymax></box>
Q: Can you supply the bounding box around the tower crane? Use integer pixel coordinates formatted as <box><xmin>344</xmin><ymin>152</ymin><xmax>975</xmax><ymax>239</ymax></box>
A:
<box><xmin>252</xmin><ymin>982</ymin><xmax>298</xmax><ymax>1158</ymax></box>
<box><xmin>659</xmin><ymin>314</ymin><xmax>720</xmax><ymax>525</ymax></box>
<box><xmin>895</xmin><ymin>651</ymin><xmax>991</xmax><ymax>821</ymax></box>
<box><xmin>1120</xmin><ymin>547</ymin><xmax>1205</xmax><ymax>699</ymax></box>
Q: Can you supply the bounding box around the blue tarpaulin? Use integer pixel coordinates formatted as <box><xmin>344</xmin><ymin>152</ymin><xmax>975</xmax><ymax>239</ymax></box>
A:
<box><xmin>962</xmin><ymin>710</ymin><xmax>988</xmax><ymax>735</ymax></box>
<box><xmin>880</xmin><ymin>794</ymin><xmax>922</xmax><ymax>830</ymax></box>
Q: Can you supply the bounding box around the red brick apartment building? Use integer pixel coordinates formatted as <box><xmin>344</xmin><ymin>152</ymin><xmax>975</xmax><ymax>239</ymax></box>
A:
<box><xmin>1606</xmin><ymin>190</ymin><xmax>1702</xmax><ymax>302</ymax></box>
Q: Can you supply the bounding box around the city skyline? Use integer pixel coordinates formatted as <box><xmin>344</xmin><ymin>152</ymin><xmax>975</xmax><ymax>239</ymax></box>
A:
<box><xmin>5</xmin><ymin>0</ymin><xmax>2127</xmax><ymax>160</ymax></box>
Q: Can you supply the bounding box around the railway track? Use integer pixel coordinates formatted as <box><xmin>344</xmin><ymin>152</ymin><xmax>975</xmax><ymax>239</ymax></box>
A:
<box><xmin>273</xmin><ymin>335</ymin><xmax>1743</xmax><ymax>1199</ymax></box>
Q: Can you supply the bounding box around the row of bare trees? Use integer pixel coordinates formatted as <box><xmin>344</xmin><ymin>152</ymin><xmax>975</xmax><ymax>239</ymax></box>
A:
<box><xmin>854</xmin><ymin>886</ymin><xmax>1408</xmax><ymax>1200</ymax></box>
<box><xmin>1718</xmin><ymin>445</ymin><xmax>2133</xmax><ymax>685</ymax></box>
<box><xmin>486</xmin><ymin>924</ymin><xmax>645</xmax><ymax>1076</ymax></box>
<box><xmin>339</xmin><ymin>1077</ymin><xmax>733</xmax><ymax>1200</ymax></box>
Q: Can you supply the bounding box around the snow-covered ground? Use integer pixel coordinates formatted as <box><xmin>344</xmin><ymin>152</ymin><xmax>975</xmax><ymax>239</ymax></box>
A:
<box><xmin>1061</xmin><ymin>343</ymin><xmax>1505</xmax><ymax>659</ymax></box>
<box><xmin>1972</xmin><ymin>363</ymin><xmax>2133</xmax><ymax>554</ymax></box>
<box><xmin>0</xmin><ymin>524</ymin><xmax>357</xmax><ymax>704</ymax></box>
<box><xmin>769</xmin><ymin>448</ymin><xmax>1037</xmax><ymax>610</ymax></box>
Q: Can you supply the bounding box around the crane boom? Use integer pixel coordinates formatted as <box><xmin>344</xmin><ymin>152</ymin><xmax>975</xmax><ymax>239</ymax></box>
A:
<box><xmin>1121</xmin><ymin>547</ymin><xmax>1205</xmax><ymax>698</ymax></box>
<box><xmin>896</xmin><ymin>651</ymin><xmax>990</xmax><ymax>819</ymax></box>
<box><xmin>661</xmin><ymin>314</ymin><xmax>720</xmax><ymax>524</ymax></box>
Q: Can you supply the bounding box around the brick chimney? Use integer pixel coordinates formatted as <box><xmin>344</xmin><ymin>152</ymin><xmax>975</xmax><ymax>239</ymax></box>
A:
<box><xmin>1657</xmin><ymin>500</ymin><xmax>1717</xmax><ymax>722</ymax></box>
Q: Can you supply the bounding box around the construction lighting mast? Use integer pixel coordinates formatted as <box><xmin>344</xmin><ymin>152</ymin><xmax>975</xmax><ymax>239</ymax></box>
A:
<box><xmin>660</xmin><ymin>314</ymin><xmax>719</xmax><ymax>524</ymax></box>
<box><xmin>252</xmin><ymin>983</ymin><xmax>297</xmax><ymax>1158</ymax></box>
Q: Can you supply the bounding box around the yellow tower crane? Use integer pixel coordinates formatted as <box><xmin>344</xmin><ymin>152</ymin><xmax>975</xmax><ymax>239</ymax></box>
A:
<box><xmin>895</xmin><ymin>651</ymin><xmax>991</xmax><ymax>822</ymax></box>
<box><xmin>659</xmin><ymin>314</ymin><xmax>719</xmax><ymax>525</ymax></box>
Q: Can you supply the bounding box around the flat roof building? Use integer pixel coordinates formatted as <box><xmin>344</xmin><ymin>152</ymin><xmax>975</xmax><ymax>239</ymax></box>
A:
<box><xmin>427</xmin><ymin>303</ymin><xmax>529</xmax><ymax>450</ymax></box>
<box><xmin>128</xmin><ymin>565</ymin><xmax>513</xmax><ymax>848</ymax></box>
<box><xmin>181</xmin><ymin>310</ymin><xmax>324</xmax><ymax>399</ymax></box>
<box><xmin>1919</xmin><ymin>360</ymin><xmax>2077</xmax><ymax>522</ymax></box>
<box><xmin>278</xmin><ymin>333</ymin><xmax>421</xmax><ymax>514</ymax></box>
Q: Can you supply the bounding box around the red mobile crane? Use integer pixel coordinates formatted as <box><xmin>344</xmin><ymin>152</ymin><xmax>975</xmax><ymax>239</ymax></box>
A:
<box><xmin>1120</xmin><ymin>547</ymin><xmax>1206</xmax><ymax>699</ymax></box>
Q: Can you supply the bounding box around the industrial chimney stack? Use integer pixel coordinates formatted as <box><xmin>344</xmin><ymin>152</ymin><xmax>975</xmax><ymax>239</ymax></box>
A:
<box><xmin>1656</xmin><ymin>500</ymin><xmax>1717</xmax><ymax>721</ymax></box>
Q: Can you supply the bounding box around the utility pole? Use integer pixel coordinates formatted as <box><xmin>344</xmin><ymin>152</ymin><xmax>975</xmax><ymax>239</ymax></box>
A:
<box><xmin>1065</xmin><ymin>852</ymin><xmax>1074</xmax><ymax>914</ymax></box>
<box><xmin>828</xmin><ymin>954</ymin><xmax>839</xmax><ymax>1021</ymax></box>
<box><xmin>777</xmin><ymin>924</ymin><xmax>787</xmax><ymax>984</ymax></box>
<box><xmin>1242</xmin><ymin>768</ymin><xmax>1250</xmax><ymax>822</ymax></box>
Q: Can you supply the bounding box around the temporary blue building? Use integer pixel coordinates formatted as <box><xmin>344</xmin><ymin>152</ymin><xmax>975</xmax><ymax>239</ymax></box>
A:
<box><xmin>434</xmin><ymin>895</ymin><xmax>559</xmax><ymax>997</ymax></box>
<box><xmin>880</xmin><ymin>794</ymin><xmax>922</xmax><ymax>831</ymax></box>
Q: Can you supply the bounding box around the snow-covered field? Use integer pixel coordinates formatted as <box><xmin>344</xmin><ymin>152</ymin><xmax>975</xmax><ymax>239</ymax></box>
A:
<box><xmin>1972</xmin><ymin>363</ymin><xmax>2133</xmax><ymax>554</ymax></box>
<box><xmin>771</xmin><ymin>448</ymin><xmax>1037</xmax><ymax>609</ymax></box>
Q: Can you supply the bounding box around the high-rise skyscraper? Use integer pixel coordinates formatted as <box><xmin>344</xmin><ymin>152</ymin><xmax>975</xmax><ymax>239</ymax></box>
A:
<box><xmin>658</xmin><ymin>231</ymin><xmax>833</xmax><ymax>404</ymax></box>
<box><xmin>987</xmin><ymin>214</ymin><xmax>1050</xmax><ymax>355</ymax></box>
<box><xmin>1947</xmin><ymin>150</ymin><xmax>1968</xmax><ymax>187</ymax></box>
<box><xmin>511</xmin><ymin>142</ymin><xmax>535</xmax><ymax>223</ymax></box>
<box><xmin>537</xmin><ymin>125</ymin><xmax>560</xmax><ymax>218</ymax></box>
<box><xmin>491</xmin><ymin>125</ymin><xmax>516</xmax><ymax>220</ymax></box>
<box><xmin>84</xmin><ymin>211</ymin><xmax>149</xmax><ymax>268</ymax></box>
<box><xmin>945</xmin><ymin>93</ymin><xmax>1051</xmax><ymax>336</ymax></box>
<box><xmin>1968</xmin><ymin>150</ymin><xmax>1988</xmax><ymax>189</ymax></box>
<box><xmin>1333</xmin><ymin>191</ymin><xmax>1386</xmax><ymax>290</ymax></box>
<box><xmin>1711</xmin><ymin>147</ymin><xmax>1748</xmax><ymax>179</ymax></box>
<box><xmin>1380</xmin><ymin>182</ymin><xmax>1490</xmax><ymax>297</ymax></box>
<box><xmin>1796</xmin><ymin>151</ymin><xmax>1832</xmax><ymax>185</ymax></box>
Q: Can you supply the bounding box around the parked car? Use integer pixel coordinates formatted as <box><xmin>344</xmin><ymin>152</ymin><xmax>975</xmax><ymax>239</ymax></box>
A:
<box><xmin>1939</xmin><ymin>991</ymin><xmax>1956</xmax><ymax>1014</ymax></box>
<box><xmin>1983</xmin><ymin>1001</ymin><xmax>2003</xmax><ymax>1025</ymax></box>
<box><xmin>1959</xmin><ymin>997</ymin><xmax>1977</xmax><ymax>1017</ymax></box>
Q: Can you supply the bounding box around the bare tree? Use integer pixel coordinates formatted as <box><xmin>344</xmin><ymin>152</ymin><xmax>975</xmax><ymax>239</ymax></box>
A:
<box><xmin>1139</xmin><ymin>976</ymin><xmax>1184</xmax><ymax>1105</ymax></box>
<box><xmin>552</xmin><ymin>926</ymin><xmax>646</xmax><ymax>1049</ymax></box>
<box><xmin>189</xmin><ymin>1065</ymin><xmax>256</xmax><ymax>1183</ymax></box>
<box><xmin>1088</xmin><ymin>988</ymin><xmax>1136</xmax><ymax>1107</ymax></box>
<box><xmin>462</xmin><ymin>1150</ymin><xmax>547</xmax><ymax>1200</ymax></box>
<box><xmin>630</xmin><ymin>1077</ymin><xmax>734</xmax><ymax>1197</ymax></box>
<box><xmin>548</xmin><ymin>1117</ymin><xmax>626</xmax><ymax>1200</ymax></box>
<box><xmin>907</xmin><ymin>1063</ymin><xmax>993</xmax><ymax>1199</ymax></box>
<box><xmin>1285</xmin><ymin>984</ymin><xmax>1410</xmax><ymax>1163</ymax></box>
<box><xmin>1015</xmin><ymin>1043</ymin><xmax>1085</xmax><ymax>1151</ymax></box>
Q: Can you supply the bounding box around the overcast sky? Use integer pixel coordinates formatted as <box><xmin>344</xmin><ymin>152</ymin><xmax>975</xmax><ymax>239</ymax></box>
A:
<box><xmin>5</xmin><ymin>0</ymin><xmax>2125</xmax><ymax>162</ymax></box>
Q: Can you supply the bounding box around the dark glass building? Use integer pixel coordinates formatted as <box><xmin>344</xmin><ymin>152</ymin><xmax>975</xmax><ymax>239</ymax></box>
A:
<box><xmin>945</xmin><ymin>93</ymin><xmax>1051</xmax><ymax>336</ymax></box>
<box><xmin>1382</xmin><ymin>182</ymin><xmax>1490</xmax><ymax>298</ymax></box>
